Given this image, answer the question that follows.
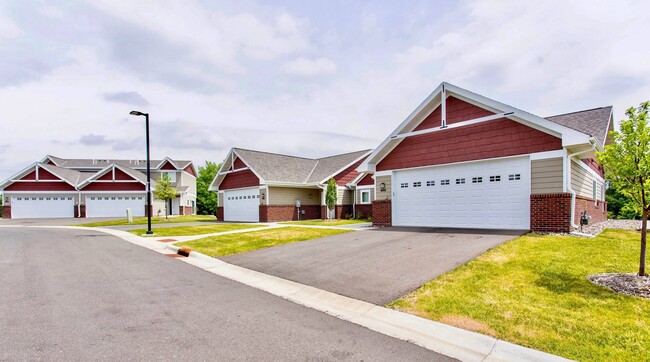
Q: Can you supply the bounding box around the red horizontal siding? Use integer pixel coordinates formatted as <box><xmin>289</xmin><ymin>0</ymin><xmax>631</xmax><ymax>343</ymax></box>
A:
<box><xmin>183</xmin><ymin>165</ymin><xmax>196</xmax><ymax>177</ymax></box>
<box><xmin>413</xmin><ymin>96</ymin><xmax>494</xmax><ymax>132</ymax></box>
<box><xmin>82</xmin><ymin>182</ymin><xmax>145</xmax><ymax>191</ymax></box>
<box><xmin>160</xmin><ymin>161</ymin><xmax>176</xmax><ymax>170</ymax></box>
<box><xmin>219</xmin><ymin>169</ymin><xmax>259</xmax><ymax>190</ymax></box>
<box><xmin>357</xmin><ymin>173</ymin><xmax>374</xmax><ymax>186</ymax></box>
<box><xmin>21</xmin><ymin>170</ymin><xmax>37</xmax><ymax>180</ymax></box>
<box><xmin>114</xmin><ymin>169</ymin><xmax>135</xmax><ymax>180</ymax></box>
<box><xmin>97</xmin><ymin>172</ymin><xmax>113</xmax><ymax>181</ymax></box>
<box><xmin>377</xmin><ymin>118</ymin><xmax>562</xmax><ymax>171</ymax></box>
<box><xmin>5</xmin><ymin>181</ymin><xmax>76</xmax><ymax>191</ymax></box>
<box><xmin>39</xmin><ymin>168</ymin><xmax>60</xmax><ymax>180</ymax></box>
<box><xmin>233</xmin><ymin>158</ymin><xmax>247</xmax><ymax>170</ymax></box>
<box><xmin>333</xmin><ymin>158</ymin><xmax>366</xmax><ymax>186</ymax></box>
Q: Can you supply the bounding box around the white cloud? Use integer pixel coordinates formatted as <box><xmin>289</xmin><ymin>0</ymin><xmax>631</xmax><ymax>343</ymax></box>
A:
<box><xmin>282</xmin><ymin>57</ymin><xmax>337</xmax><ymax>76</ymax></box>
<box><xmin>0</xmin><ymin>11</ymin><xmax>21</xmax><ymax>43</ymax></box>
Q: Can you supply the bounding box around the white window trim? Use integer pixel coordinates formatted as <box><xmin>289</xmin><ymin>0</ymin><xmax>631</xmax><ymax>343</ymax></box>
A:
<box><xmin>360</xmin><ymin>190</ymin><xmax>371</xmax><ymax>204</ymax></box>
<box><xmin>163</xmin><ymin>171</ymin><xmax>177</xmax><ymax>183</ymax></box>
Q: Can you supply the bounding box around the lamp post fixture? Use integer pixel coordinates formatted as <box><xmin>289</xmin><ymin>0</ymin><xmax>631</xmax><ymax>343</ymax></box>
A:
<box><xmin>129</xmin><ymin>110</ymin><xmax>153</xmax><ymax>235</ymax></box>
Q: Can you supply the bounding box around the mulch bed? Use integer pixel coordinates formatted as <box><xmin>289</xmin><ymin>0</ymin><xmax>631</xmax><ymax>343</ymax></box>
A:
<box><xmin>589</xmin><ymin>273</ymin><xmax>650</xmax><ymax>299</ymax></box>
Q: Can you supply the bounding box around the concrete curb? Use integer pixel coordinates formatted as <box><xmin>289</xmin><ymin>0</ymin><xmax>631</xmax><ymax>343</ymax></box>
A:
<box><xmin>10</xmin><ymin>225</ymin><xmax>571</xmax><ymax>362</ymax></box>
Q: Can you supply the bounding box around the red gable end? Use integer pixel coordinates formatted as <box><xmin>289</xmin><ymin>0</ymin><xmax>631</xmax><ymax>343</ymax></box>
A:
<box><xmin>219</xmin><ymin>169</ymin><xmax>259</xmax><ymax>190</ymax></box>
<box><xmin>414</xmin><ymin>96</ymin><xmax>494</xmax><ymax>131</ymax></box>
<box><xmin>183</xmin><ymin>165</ymin><xmax>196</xmax><ymax>177</ymax></box>
<box><xmin>333</xmin><ymin>158</ymin><xmax>366</xmax><ymax>186</ymax></box>
<box><xmin>233</xmin><ymin>158</ymin><xmax>247</xmax><ymax>170</ymax></box>
<box><xmin>357</xmin><ymin>174</ymin><xmax>374</xmax><ymax>186</ymax></box>
<box><xmin>160</xmin><ymin>161</ymin><xmax>176</xmax><ymax>170</ymax></box>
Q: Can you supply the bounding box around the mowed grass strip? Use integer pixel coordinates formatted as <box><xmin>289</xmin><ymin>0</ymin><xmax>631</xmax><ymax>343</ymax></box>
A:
<box><xmin>74</xmin><ymin>215</ymin><xmax>216</xmax><ymax>227</ymax></box>
<box><xmin>177</xmin><ymin>226</ymin><xmax>352</xmax><ymax>257</ymax></box>
<box><xmin>129</xmin><ymin>223</ymin><xmax>264</xmax><ymax>237</ymax></box>
<box><xmin>282</xmin><ymin>219</ymin><xmax>369</xmax><ymax>226</ymax></box>
<box><xmin>389</xmin><ymin>229</ymin><xmax>650</xmax><ymax>361</ymax></box>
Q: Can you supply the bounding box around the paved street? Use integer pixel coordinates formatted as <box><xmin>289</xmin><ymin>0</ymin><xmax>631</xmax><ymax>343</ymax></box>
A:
<box><xmin>222</xmin><ymin>227</ymin><xmax>522</xmax><ymax>305</ymax></box>
<box><xmin>0</xmin><ymin>227</ymin><xmax>454</xmax><ymax>361</ymax></box>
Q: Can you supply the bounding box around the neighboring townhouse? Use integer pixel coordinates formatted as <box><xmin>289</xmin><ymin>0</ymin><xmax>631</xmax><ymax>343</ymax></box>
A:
<box><xmin>209</xmin><ymin>148</ymin><xmax>372</xmax><ymax>222</ymax></box>
<box><xmin>0</xmin><ymin>156</ymin><xmax>197</xmax><ymax>219</ymax></box>
<box><xmin>358</xmin><ymin>81</ymin><xmax>611</xmax><ymax>233</ymax></box>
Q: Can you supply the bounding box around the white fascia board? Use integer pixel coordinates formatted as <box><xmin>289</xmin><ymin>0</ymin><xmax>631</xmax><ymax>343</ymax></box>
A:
<box><xmin>374</xmin><ymin>170</ymin><xmax>392</xmax><ymax>177</ymax></box>
<box><xmin>77</xmin><ymin>164</ymin><xmax>115</xmax><ymax>188</ymax></box>
<box><xmin>355</xmin><ymin>185</ymin><xmax>374</xmax><ymax>189</ymax></box>
<box><xmin>347</xmin><ymin>172</ymin><xmax>367</xmax><ymax>187</ymax></box>
<box><xmin>266</xmin><ymin>182</ymin><xmax>320</xmax><ymax>188</ymax></box>
<box><xmin>530</xmin><ymin>150</ymin><xmax>566</xmax><ymax>160</ymax></box>
<box><xmin>209</xmin><ymin>149</ymin><xmax>236</xmax><ymax>191</ymax></box>
<box><xmin>156</xmin><ymin>157</ymin><xmax>179</xmax><ymax>170</ymax></box>
<box><xmin>0</xmin><ymin>162</ymin><xmax>38</xmax><ymax>189</ymax></box>
<box><xmin>317</xmin><ymin>150</ymin><xmax>374</xmax><ymax>185</ymax></box>
<box><xmin>37</xmin><ymin>164</ymin><xmax>79</xmax><ymax>189</ymax></box>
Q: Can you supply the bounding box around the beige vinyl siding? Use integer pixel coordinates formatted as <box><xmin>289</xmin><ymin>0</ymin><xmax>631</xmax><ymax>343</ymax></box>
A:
<box><xmin>337</xmin><ymin>189</ymin><xmax>353</xmax><ymax>205</ymax></box>
<box><xmin>268</xmin><ymin>187</ymin><xmax>320</xmax><ymax>206</ymax></box>
<box><xmin>180</xmin><ymin>171</ymin><xmax>196</xmax><ymax>196</ymax></box>
<box><xmin>356</xmin><ymin>188</ymin><xmax>374</xmax><ymax>204</ymax></box>
<box><xmin>375</xmin><ymin>175</ymin><xmax>391</xmax><ymax>200</ymax></box>
<box><xmin>571</xmin><ymin>160</ymin><xmax>598</xmax><ymax>199</ymax></box>
<box><xmin>531</xmin><ymin>158</ymin><xmax>564</xmax><ymax>194</ymax></box>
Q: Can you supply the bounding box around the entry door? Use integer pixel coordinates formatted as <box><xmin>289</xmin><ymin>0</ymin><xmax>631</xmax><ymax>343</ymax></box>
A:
<box><xmin>393</xmin><ymin>157</ymin><xmax>530</xmax><ymax>229</ymax></box>
<box><xmin>224</xmin><ymin>187</ymin><xmax>259</xmax><ymax>222</ymax></box>
<box><xmin>11</xmin><ymin>196</ymin><xmax>74</xmax><ymax>219</ymax></box>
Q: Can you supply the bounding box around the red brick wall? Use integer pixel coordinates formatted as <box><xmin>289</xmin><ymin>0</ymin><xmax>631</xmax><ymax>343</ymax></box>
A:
<box><xmin>5</xmin><ymin>182</ymin><xmax>76</xmax><ymax>191</ymax></box>
<box><xmin>74</xmin><ymin>205</ymin><xmax>86</xmax><ymax>218</ymax></box>
<box><xmin>414</xmin><ymin>96</ymin><xmax>494</xmax><ymax>131</ymax></box>
<box><xmin>219</xmin><ymin>169</ymin><xmax>259</xmax><ymax>190</ymax></box>
<box><xmin>357</xmin><ymin>173</ymin><xmax>374</xmax><ymax>186</ymax></box>
<box><xmin>355</xmin><ymin>204</ymin><xmax>372</xmax><ymax>219</ymax></box>
<box><xmin>333</xmin><ymin>158</ymin><xmax>366</xmax><ymax>186</ymax></box>
<box><xmin>259</xmin><ymin>205</ymin><xmax>321</xmax><ymax>222</ymax></box>
<box><xmin>372</xmin><ymin>200</ymin><xmax>392</xmax><ymax>227</ymax></box>
<box><xmin>1</xmin><ymin>205</ymin><xmax>11</xmax><ymax>219</ymax></box>
<box><xmin>530</xmin><ymin>193</ymin><xmax>572</xmax><ymax>233</ymax></box>
<box><xmin>377</xmin><ymin>118</ymin><xmax>562</xmax><ymax>171</ymax></box>
<box><xmin>216</xmin><ymin>206</ymin><xmax>224</xmax><ymax>220</ymax></box>
<box><xmin>575</xmin><ymin>196</ymin><xmax>607</xmax><ymax>225</ymax></box>
<box><xmin>179</xmin><ymin>206</ymin><xmax>194</xmax><ymax>215</ymax></box>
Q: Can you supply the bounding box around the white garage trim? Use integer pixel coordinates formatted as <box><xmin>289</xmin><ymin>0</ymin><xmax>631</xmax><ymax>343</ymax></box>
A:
<box><xmin>224</xmin><ymin>187</ymin><xmax>260</xmax><ymax>222</ymax></box>
<box><xmin>11</xmin><ymin>195</ymin><xmax>74</xmax><ymax>219</ymax></box>
<box><xmin>392</xmin><ymin>156</ymin><xmax>531</xmax><ymax>230</ymax></box>
<box><xmin>86</xmin><ymin>195</ymin><xmax>146</xmax><ymax>218</ymax></box>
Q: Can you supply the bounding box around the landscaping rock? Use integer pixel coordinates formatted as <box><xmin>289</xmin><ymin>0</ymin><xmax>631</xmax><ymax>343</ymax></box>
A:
<box><xmin>573</xmin><ymin>219</ymin><xmax>642</xmax><ymax>236</ymax></box>
<box><xmin>588</xmin><ymin>273</ymin><xmax>650</xmax><ymax>299</ymax></box>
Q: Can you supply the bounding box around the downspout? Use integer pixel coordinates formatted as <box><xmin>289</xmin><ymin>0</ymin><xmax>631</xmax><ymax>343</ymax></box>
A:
<box><xmin>566</xmin><ymin>138</ymin><xmax>597</xmax><ymax>228</ymax></box>
<box><xmin>78</xmin><ymin>191</ymin><xmax>81</xmax><ymax>218</ymax></box>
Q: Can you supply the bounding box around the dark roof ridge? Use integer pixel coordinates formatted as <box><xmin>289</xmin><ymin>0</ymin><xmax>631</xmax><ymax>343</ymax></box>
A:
<box><xmin>234</xmin><ymin>147</ymin><xmax>315</xmax><ymax>161</ymax></box>
<box><xmin>545</xmin><ymin>106</ymin><xmax>612</xmax><ymax>119</ymax></box>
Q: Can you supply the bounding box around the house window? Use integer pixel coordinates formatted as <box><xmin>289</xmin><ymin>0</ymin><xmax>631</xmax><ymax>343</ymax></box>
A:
<box><xmin>472</xmin><ymin>177</ymin><xmax>483</xmax><ymax>184</ymax></box>
<box><xmin>400</xmin><ymin>183</ymin><xmax>408</xmax><ymax>188</ymax></box>
<box><xmin>413</xmin><ymin>182</ymin><xmax>422</xmax><ymax>187</ymax></box>
<box><xmin>508</xmin><ymin>174</ymin><xmax>521</xmax><ymax>181</ymax></box>
<box><xmin>489</xmin><ymin>175</ymin><xmax>501</xmax><ymax>182</ymax></box>
<box><xmin>455</xmin><ymin>178</ymin><xmax>466</xmax><ymax>185</ymax></box>
<box><xmin>441</xmin><ymin>179</ymin><xmax>450</xmax><ymax>185</ymax></box>
<box><xmin>162</xmin><ymin>172</ymin><xmax>176</xmax><ymax>183</ymax></box>
<box><xmin>360</xmin><ymin>190</ymin><xmax>371</xmax><ymax>204</ymax></box>
<box><xmin>426</xmin><ymin>180</ymin><xmax>435</xmax><ymax>186</ymax></box>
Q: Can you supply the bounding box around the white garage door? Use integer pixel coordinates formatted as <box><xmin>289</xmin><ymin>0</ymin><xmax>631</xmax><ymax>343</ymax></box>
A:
<box><xmin>224</xmin><ymin>187</ymin><xmax>259</xmax><ymax>222</ymax></box>
<box><xmin>393</xmin><ymin>157</ymin><xmax>530</xmax><ymax>230</ymax></box>
<box><xmin>86</xmin><ymin>195</ymin><xmax>145</xmax><ymax>218</ymax></box>
<box><xmin>11</xmin><ymin>196</ymin><xmax>74</xmax><ymax>219</ymax></box>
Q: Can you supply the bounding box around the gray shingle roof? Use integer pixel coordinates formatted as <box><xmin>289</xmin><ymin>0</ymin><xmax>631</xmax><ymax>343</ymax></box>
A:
<box><xmin>45</xmin><ymin>156</ymin><xmax>192</xmax><ymax>170</ymax></box>
<box><xmin>546</xmin><ymin>106</ymin><xmax>612</xmax><ymax>146</ymax></box>
<box><xmin>233</xmin><ymin>148</ymin><xmax>371</xmax><ymax>184</ymax></box>
<box><xmin>40</xmin><ymin>163</ymin><xmax>83</xmax><ymax>185</ymax></box>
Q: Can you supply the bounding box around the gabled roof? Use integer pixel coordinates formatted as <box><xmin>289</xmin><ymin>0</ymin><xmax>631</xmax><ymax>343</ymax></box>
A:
<box><xmin>77</xmin><ymin>163</ymin><xmax>154</xmax><ymax>188</ymax></box>
<box><xmin>39</xmin><ymin>156</ymin><xmax>194</xmax><ymax>173</ymax></box>
<box><xmin>210</xmin><ymin>148</ymin><xmax>372</xmax><ymax>190</ymax></box>
<box><xmin>39</xmin><ymin>163</ymin><xmax>83</xmax><ymax>186</ymax></box>
<box><xmin>359</xmin><ymin>81</ymin><xmax>600</xmax><ymax>173</ymax></box>
<box><xmin>546</xmin><ymin>106</ymin><xmax>613</xmax><ymax>147</ymax></box>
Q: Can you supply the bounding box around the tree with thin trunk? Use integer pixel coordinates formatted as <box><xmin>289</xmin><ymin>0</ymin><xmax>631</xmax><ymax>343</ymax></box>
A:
<box><xmin>325</xmin><ymin>178</ymin><xmax>337</xmax><ymax>219</ymax></box>
<box><xmin>597</xmin><ymin>101</ymin><xmax>650</xmax><ymax>276</ymax></box>
<box><xmin>196</xmin><ymin>161</ymin><xmax>221</xmax><ymax>215</ymax></box>
<box><xmin>154</xmin><ymin>174</ymin><xmax>178</xmax><ymax>220</ymax></box>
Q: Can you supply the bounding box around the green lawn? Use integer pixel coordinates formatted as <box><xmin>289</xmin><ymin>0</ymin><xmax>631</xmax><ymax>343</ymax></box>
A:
<box><xmin>73</xmin><ymin>215</ymin><xmax>216</xmax><ymax>227</ymax></box>
<box><xmin>282</xmin><ymin>219</ymin><xmax>370</xmax><ymax>226</ymax></box>
<box><xmin>177</xmin><ymin>226</ymin><xmax>352</xmax><ymax>257</ymax></box>
<box><xmin>389</xmin><ymin>229</ymin><xmax>650</xmax><ymax>361</ymax></box>
<box><xmin>129</xmin><ymin>223</ymin><xmax>263</xmax><ymax>237</ymax></box>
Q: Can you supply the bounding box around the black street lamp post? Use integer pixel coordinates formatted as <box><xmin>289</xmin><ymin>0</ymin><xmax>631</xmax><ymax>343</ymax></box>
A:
<box><xmin>129</xmin><ymin>110</ymin><xmax>153</xmax><ymax>235</ymax></box>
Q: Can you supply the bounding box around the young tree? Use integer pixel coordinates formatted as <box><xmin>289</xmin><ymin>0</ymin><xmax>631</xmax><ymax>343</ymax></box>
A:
<box><xmin>154</xmin><ymin>174</ymin><xmax>178</xmax><ymax>219</ymax></box>
<box><xmin>196</xmin><ymin>161</ymin><xmax>221</xmax><ymax>215</ymax></box>
<box><xmin>597</xmin><ymin>101</ymin><xmax>650</xmax><ymax>276</ymax></box>
<box><xmin>325</xmin><ymin>178</ymin><xmax>337</xmax><ymax>219</ymax></box>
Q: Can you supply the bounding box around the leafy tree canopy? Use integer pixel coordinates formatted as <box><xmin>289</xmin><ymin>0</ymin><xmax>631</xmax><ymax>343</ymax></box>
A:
<box><xmin>196</xmin><ymin>161</ymin><xmax>221</xmax><ymax>215</ymax></box>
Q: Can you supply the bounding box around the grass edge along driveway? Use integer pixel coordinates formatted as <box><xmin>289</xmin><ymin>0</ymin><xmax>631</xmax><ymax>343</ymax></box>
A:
<box><xmin>177</xmin><ymin>226</ymin><xmax>353</xmax><ymax>257</ymax></box>
<box><xmin>128</xmin><ymin>223</ymin><xmax>264</xmax><ymax>237</ymax></box>
<box><xmin>389</xmin><ymin>229</ymin><xmax>650</xmax><ymax>361</ymax></box>
<box><xmin>282</xmin><ymin>219</ymin><xmax>369</xmax><ymax>226</ymax></box>
<box><xmin>73</xmin><ymin>215</ymin><xmax>216</xmax><ymax>227</ymax></box>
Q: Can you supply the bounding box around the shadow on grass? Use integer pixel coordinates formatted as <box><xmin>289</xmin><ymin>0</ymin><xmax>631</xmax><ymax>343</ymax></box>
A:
<box><xmin>534</xmin><ymin>269</ymin><xmax>625</xmax><ymax>301</ymax></box>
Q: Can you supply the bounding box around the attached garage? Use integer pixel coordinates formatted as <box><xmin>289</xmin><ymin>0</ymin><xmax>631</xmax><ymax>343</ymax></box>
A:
<box><xmin>85</xmin><ymin>195</ymin><xmax>146</xmax><ymax>218</ymax></box>
<box><xmin>393</xmin><ymin>157</ymin><xmax>530</xmax><ymax>229</ymax></box>
<box><xmin>11</xmin><ymin>195</ymin><xmax>74</xmax><ymax>219</ymax></box>
<box><xmin>224</xmin><ymin>187</ymin><xmax>259</xmax><ymax>222</ymax></box>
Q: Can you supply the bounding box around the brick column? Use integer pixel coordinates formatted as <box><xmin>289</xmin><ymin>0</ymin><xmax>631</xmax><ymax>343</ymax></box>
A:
<box><xmin>216</xmin><ymin>206</ymin><xmax>224</xmax><ymax>221</ymax></box>
<box><xmin>1</xmin><ymin>205</ymin><xmax>11</xmax><ymax>219</ymax></box>
<box><xmin>372</xmin><ymin>200</ymin><xmax>392</xmax><ymax>227</ymax></box>
<box><xmin>74</xmin><ymin>205</ymin><xmax>86</xmax><ymax>218</ymax></box>
<box><xmin>530</xmin><ymin>193</ymin><xmax>572</xmax><ymax>233</ymax></box>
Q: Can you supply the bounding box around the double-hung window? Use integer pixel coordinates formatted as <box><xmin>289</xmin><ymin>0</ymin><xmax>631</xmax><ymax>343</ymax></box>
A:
<box><xmin>360</xmin><ymin>190</ymin><xmax>371</xmax><ymax>204</ymax></box>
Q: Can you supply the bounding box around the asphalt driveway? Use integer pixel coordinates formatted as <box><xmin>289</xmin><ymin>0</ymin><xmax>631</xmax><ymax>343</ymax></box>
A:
<box><xmin>0</xmin><ymin>227</ymin><xmax>451</xmax><ymax>361</ymax></box>
<box><xmin>221</xmin><ymin>227</ymin><xmax>523</xmax><ymax>305</ymax></box>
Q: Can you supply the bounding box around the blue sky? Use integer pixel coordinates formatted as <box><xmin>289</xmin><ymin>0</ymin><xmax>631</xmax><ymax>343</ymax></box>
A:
<box><xmin>0</xmin><ymin>0</ymin><xmax>648</xmax><ymax>180</ymax></box>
